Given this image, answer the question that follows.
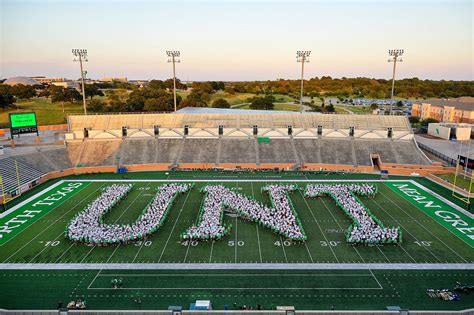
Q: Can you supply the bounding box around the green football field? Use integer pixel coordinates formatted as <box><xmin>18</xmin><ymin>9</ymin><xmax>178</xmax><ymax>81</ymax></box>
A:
<box><xmin>0</xmin><ymin>171</ymin><xmax>473</xmax><ymax>311</ymax></box>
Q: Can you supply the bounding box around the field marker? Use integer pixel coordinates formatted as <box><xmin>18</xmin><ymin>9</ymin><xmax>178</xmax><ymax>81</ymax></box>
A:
<box><xmin>208</xmin><ymin>240</ymin><xmax>215</xmax><ymax>263</ymax></box>
<box><xmin>87</xmin><ymin>269</ymin><xmax>103</xmax><ymax>290</ymax></box>
<box><xmin>279</xmin><ymin>236</ymin><xmax>289</xmax><ymax>263</ymax></box>
<box><xmin>369</xmin><ymin>269</ymin><xmax>383</xmax><ymax>289</ymax></box>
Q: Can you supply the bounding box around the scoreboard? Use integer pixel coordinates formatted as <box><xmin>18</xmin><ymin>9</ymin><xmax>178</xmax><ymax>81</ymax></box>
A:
<box><xmin>9</xmin><ymin>112</ymin><xmax>38</xmax><ymax>136</ymax></box>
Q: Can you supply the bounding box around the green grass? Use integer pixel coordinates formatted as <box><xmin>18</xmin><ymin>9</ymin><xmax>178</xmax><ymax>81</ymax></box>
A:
<box><xmin>437</xmin><ymin>173</ymin><xmax>474</xmax><ymax>191</ymax></box>
<box><xmin>1</xmin><ymin>269</ymin><xmax>472</xmax><ymax>310</ymax></box>
<box><xmin>1</xmin><ymin>180</ymin><xmax>472</xmax><ymax>265</ymax></box>
<box><xmin>177</xmin><ymin>91</ymin><xmax>259</xmax><ymax>106</ymax></box>
<box><xmin>0</xmin><ymin>97</ymin><xmax>84</xmax><ymax>127</ymax></box>
<box><xmin>1</xmin><ymin>172</ymin><xmax>472</xmax><ymax>311</ymax></box>
<box><xmin>335</xmin><ymin>105</ymin><xmax>374</xmax><ymax>114</ymax></box>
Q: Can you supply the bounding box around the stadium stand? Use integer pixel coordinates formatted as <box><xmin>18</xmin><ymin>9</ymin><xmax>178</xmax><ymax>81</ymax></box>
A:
<box><xmin>67</xmin><ymin>112</ymin><xmax>412</xmax><ymax>136</ymax></box>
<box><xmin>65</xmin><ymin>137</ymin><xmax>430</xmax><ymax>167</ymax></box>
<box><xmin>0</xmin><ymin>157</ymin><xmax>44</xmax><ymax>194</ymax></box>
<box><xmin>0</xmin><ymin>112</ymin><xmax>439</xmax><ymax>201</ymax></box>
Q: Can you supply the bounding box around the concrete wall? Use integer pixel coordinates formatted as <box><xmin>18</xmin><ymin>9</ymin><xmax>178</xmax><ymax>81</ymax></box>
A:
<box><xmin>428</xmin><ymin>124</ymin><xmax>451</xmax><ymax>140</ymax></box>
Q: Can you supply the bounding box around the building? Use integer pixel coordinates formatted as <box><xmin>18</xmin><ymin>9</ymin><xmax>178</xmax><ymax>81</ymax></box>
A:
<box><xmin>31</xmin><ymin>76</ymin><xmax>66</xmax><ymax>84</ymax></box>
<box><xmin>411</xmin><ymin>97</ymin><xmax>474</xmax><ymax>124</ymax></box>
<box><xmin>3</xmin><ymin>76</ymin><xmax>40</xmax><ymax>86</ymax></box>
<box><xmin>100</xmin><ymin>77</ymin><xmax>128</xmax><ymax>83</ymax></box>
<box><xmin>427</xmin><ymin>123</ymin><xmax>473</xmax><ymax>141</ymax></box>
<box><xmin>51</xmin><ymin>81</ymin><xmax>80</xmax><ymax>89</ymax></box>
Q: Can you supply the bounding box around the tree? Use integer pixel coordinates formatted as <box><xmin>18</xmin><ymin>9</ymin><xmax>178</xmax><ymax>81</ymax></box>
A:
<box><xmin>0</xmin><ymin>85</ymin><xmax>15</xmax><ymax>108</ymax></box>
<box><xmin>210</xmin><ymin>81</ymin><xmax>225</xmax><ymax>91</ymax></box>
<box><xmin>84</xmin><ymin>84</ymin><xmax>104</xmax><ymax>99</ymax></box>
<box><xmin>49</xmin><ymin>87</ymin><xmax>80</xmax><ymax>111</ymax></box>
<box><xmin>249</xmin><ymin>95</ymin><xmax>275</xmax><ymax>110</ymax></box>
<box><xmin>148</xmin><ymin>80</ymin><xmax>165</xmax><ymax>90</ymax></box>
<box><xmin>212</xmin><ymin>98</ymin><xmax>230</xmax><ymax>108</ymax></box>
<box><xmin>225</xmin><ymin>86</ymin><xmax>236</xmax><ymax>95</ymax></box>
<box><xmin>192</xmin><ymin>82</ymin><xmax>214</xmax><ymax>94</ymax></box>
<box><xmin>108</xmin><ymin>98</ymin><xmax>130</xmax><ymax>113</ymax></box>
<box><xmin>325</xmin><ymin>104</ymin><xmax>335</xmax><ymax>112</ymax></box>
<box><xmin>10</xmin><ymin>84</ymin><xmax>36</xmax><ymax>99</ymax></box>
<box><xmin>144</xmin><ymin>96</ymin><xmax>174</xmax><ymax>112</ymax></box>
<box><xmin>409</xmin><ymin>116</ymin><xmax>420</xmax><ymax>124</ymax></box>
<box><xmin>164</xmin><ymin>78</ymin><xmax>187</xmax><ymax>90</ymax></box>
<box><xmin>88</xmin><ymin>99</ymin><xmax>106</xmax><ymax>113</ymax></box>
<box><xmin>420</xmin><ymin>118</ymin><xmax>439</xmax><ymax>127</ymax></box>
<box><xmin>126</xmin><ymin>90</ymin><xmax>146</xmax><ymax>112</ymax></box>
<box><xmin>179</xmin><ymin>96</ymin><xmax>207</xmax><ymax>108</ymax></box>
<box><xmin>64</xmin><ymin>88</ymin><xmax>82</xmax><ymax>103</ymax></box>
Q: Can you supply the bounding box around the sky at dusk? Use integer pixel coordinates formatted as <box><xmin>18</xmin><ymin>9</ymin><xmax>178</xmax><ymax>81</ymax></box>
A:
<box><xmin>0</xmin><ymin>0</ymin><xmax>472</xmax><ymax>81</ymax></box>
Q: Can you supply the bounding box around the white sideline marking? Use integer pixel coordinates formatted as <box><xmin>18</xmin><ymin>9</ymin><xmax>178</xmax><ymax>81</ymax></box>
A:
<box><xmin>410</xmin><ymin>180</ymin><xmax>473</xmax><ymax>219</ymax></box>
<box><xmin>0</xmin><ymin>180</ymin><xmax>65</xmax><ymax>219</ymax></box>
<box><xmin>1</xmin><ymin>263</ymin><xmax>473</xmax><ymax>270</ymax></box>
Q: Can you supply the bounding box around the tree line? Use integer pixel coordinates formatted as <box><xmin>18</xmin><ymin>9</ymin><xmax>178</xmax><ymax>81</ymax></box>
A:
<box><xmin>225</xmin><ymin>77</ymin><xmax>473</xmax><ymax>99</ymax></box>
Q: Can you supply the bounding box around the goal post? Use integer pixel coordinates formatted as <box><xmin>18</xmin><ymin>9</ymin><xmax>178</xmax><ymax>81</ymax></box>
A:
<box><xmin>0</xmin><ymin>160</ymin><xmax>23</xmax><ymax>210</ymax></box>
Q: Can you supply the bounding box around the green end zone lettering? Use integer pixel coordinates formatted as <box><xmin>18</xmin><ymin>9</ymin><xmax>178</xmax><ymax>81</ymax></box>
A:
<box><xmin>0</xmin><ymin>182</ymin><xmax>88</xmax><ymax>245</ymax></box>
<box><xmin>386</xmin><ymin>182</ymin><xmax>474</xmax><ymax>247</ymax></box>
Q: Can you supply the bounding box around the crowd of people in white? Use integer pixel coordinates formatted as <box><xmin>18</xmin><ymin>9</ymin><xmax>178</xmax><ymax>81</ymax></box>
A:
<box><xmin>305</xmin><ymin>184</ymin><xmax>401</xmax><ymax>244</ymax></box>
<box><xmin>66</xmin><ymin>183</ymin><xmax>191</xmax><ymax>245</ymax></box>
<box><xmin>65</xmin><ymin>182</ymin><xmax>398</xmax><ymax>246</ymax></box>
<box><xmin>182</xmin><ymin>184</ymin><xmax>306</xmax><ymax>242</ymax></box>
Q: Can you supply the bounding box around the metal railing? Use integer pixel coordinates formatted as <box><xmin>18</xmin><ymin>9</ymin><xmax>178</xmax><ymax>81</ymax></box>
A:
<box><xmin>417</xmin><ymin>142</ymin><xmax>456</xmax><ymax>166</ymax></box>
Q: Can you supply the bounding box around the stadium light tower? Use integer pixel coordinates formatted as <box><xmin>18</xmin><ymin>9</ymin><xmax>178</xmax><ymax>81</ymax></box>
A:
<box><xmin>387</xmin><ymin>49</ymin><xmax>404</xmax><ymax>115</ymax></box>
<box><xmin>167</xmin><ymin>50</ymin><xmax>181</xmax><ymax>112</ymax></box>
<box><xmin>72</xmin><ymin>49</ymin><xmax>88</xmax><ymax>115</ymax></box>
<box><xmin>296</xmin><ymin>51</ymin><xmax>311</xmax><ymax>109</ymax></box>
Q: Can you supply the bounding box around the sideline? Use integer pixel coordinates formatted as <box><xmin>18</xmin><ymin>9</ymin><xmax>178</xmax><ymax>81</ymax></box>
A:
<box><xmin>0</xmin><ymin>180</ymin><xmax>64</xmax><ymax>219</ymax></box>
<box><xmin>0</xmin><ymin>262</ymin><xmax>473</xmax><ymax>270</ymax></box>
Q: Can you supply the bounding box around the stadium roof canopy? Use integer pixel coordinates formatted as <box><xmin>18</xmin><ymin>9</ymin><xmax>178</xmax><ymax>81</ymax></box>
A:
<box><xmin>3</xmin><ymin>76</ymin><xmax>40</xmax><ymax>86</ymax></box>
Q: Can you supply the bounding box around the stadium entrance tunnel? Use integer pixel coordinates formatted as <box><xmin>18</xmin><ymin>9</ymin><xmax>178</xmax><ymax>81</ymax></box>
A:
<box><xmin>371</xmin><ymin>154</ymin><xmax>382</xmax><ymax>171</ymax></box>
